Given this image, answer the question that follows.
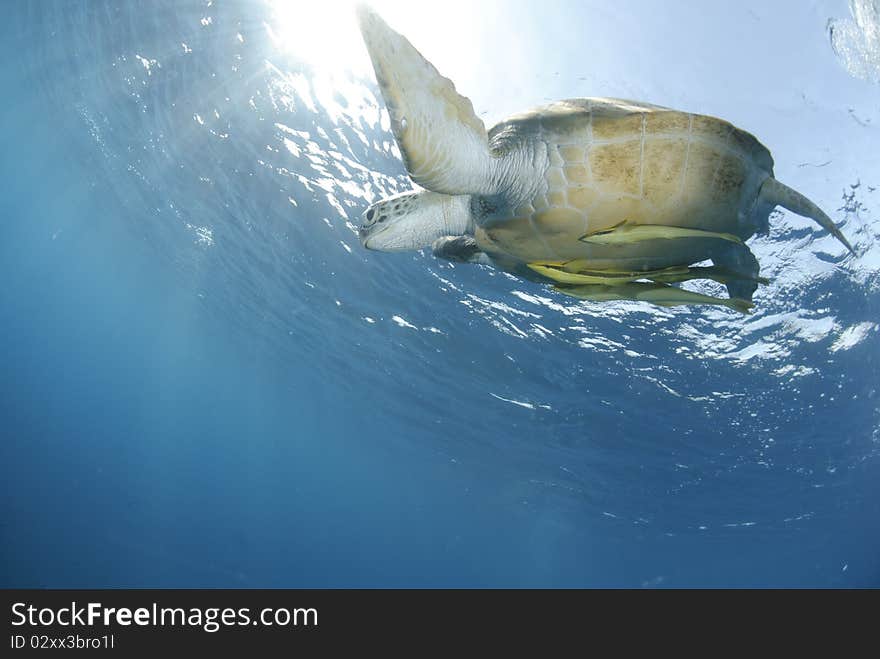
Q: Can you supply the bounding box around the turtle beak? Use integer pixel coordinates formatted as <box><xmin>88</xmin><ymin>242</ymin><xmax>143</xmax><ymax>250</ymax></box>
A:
<box><xmin>359</xmin><ymin>206</ymin><xmax>381</xmax><ymax>249</ymax></box>
<box><xmin>359</xmin><ymin>225</ymin><xmax>378</xmax><ymax>249</ymax></box>
<box><xmin>358</xmin><ymin>226</ymin><xmax>370</xmax><ymax>245</ymax></box>
<box><xmin>360</xmin><ymin>224</ymin><xmax>398</xmax><ymax>251</ymax></box>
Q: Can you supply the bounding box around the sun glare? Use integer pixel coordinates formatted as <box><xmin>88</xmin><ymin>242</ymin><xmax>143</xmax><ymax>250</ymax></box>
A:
<box><xmin>265</xmin><ymin>1</ymin><xmax>500</xmax><ymax>126</ymax></box>
<box><xmin>268</xmin><ymin>0</ymin><xmax>354</xmax><ymax>71</ymax></box>
<box><xmin>266</xmin><ymin>0</ymin><xmax>477</xmax><ymax>77</ymax></box>
<box><xmin>267</xmin><ymin>0</ymin><xmax>383</xmax><ymax>73</ymax></box>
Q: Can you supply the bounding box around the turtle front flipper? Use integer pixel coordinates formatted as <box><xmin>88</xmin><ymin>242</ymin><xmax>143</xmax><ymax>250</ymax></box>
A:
<box><xmin>578</xmin><ymin>221</ymin><xmax>743</xmax><ymax>246</ymax></box>
<box><xmin>555</xmin><ymin>281</ymin><xmax>754</xmax><ymax>314</ymax></box>
<box><xmin>432</xmin><ymin>236</ymin><xmax>491</xmax><ymax>265</ymax></box>
<box><xmin>357</xmin><ymin>6</ymin><xmax>500</xmax><ymax>196</ymax></box>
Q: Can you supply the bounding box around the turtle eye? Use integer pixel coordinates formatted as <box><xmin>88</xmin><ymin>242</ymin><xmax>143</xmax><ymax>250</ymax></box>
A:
<box><xmin>366</xmin><ymin>208</ymin><xmax>375</xmax><ymax>222</ymax></box>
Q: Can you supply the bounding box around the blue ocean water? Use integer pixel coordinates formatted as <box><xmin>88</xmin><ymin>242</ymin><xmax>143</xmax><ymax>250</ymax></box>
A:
<box><xmin>1</xmin><ymin>1</ymin><xmax>878</xmax><ymax>587</ymax></box>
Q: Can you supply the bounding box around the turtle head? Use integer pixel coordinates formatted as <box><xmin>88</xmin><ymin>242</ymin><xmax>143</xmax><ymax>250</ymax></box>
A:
<box><xmin>359</xmin><ymin>190</ymin><xmax>473</xmax><ymax>252</ymax></box>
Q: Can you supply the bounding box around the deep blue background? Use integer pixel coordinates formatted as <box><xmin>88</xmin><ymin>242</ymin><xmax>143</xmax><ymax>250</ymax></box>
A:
<box><xmin>1</xmin><ymin>1</ymin><xmax>878</xmax><ymax>587</ymax></box>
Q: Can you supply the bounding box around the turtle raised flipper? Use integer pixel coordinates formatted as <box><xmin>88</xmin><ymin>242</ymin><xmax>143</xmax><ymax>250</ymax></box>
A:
<box><xmin>356</xmin><ymin>6</ymin><xmax>499</xmax><ymax>196</ymax></box>
<box><xmin>579</xmin><ymin>221</ymin><xmax>743</xmax><ymax>246</ymax></box>
<box><xmin>556</xmin><ymin>282</ymin><xmax>754</xmax><ymax>314</ymax></box>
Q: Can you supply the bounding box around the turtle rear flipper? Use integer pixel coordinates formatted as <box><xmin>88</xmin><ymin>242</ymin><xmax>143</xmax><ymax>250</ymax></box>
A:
<box><xmin>357</xmin><ymin>6</ymin><xmax>500</xmax><ymax>197</ymax></box>
<box><xmin>758</xmin><ymin>178</ymin><xmax>854</xmax><ymax>254</ymax></box>
<box><xmin>711</xmin><ymin>242</ymin><xmax>764</xmax><ymax>303</ymax></box>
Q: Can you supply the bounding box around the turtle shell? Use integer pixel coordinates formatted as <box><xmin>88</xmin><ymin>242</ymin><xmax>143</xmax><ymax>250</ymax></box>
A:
<box><xmin>476</xmin><ymin>98</ymin><xmax>775</xmax><ymax>270</ymax></box>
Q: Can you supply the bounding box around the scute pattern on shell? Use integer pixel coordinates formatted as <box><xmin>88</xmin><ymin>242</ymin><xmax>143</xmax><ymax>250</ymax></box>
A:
<box><xmin>482</xmin><ymin>98</ymin><xmax>775</xmax><ymax>266</ymax></box>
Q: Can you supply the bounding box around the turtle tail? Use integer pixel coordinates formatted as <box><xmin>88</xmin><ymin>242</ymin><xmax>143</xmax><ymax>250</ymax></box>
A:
<box><xmin>758</xmin><ymin>178</ymin><xmax>854</xmax><ymax>254</ymax></box>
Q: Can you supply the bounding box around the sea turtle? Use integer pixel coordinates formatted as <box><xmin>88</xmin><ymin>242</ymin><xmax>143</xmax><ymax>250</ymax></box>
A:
<box><xmin>355</xmin><ymin>6</ymin><xmax>854</xmax><ymax>313</ymax></box>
